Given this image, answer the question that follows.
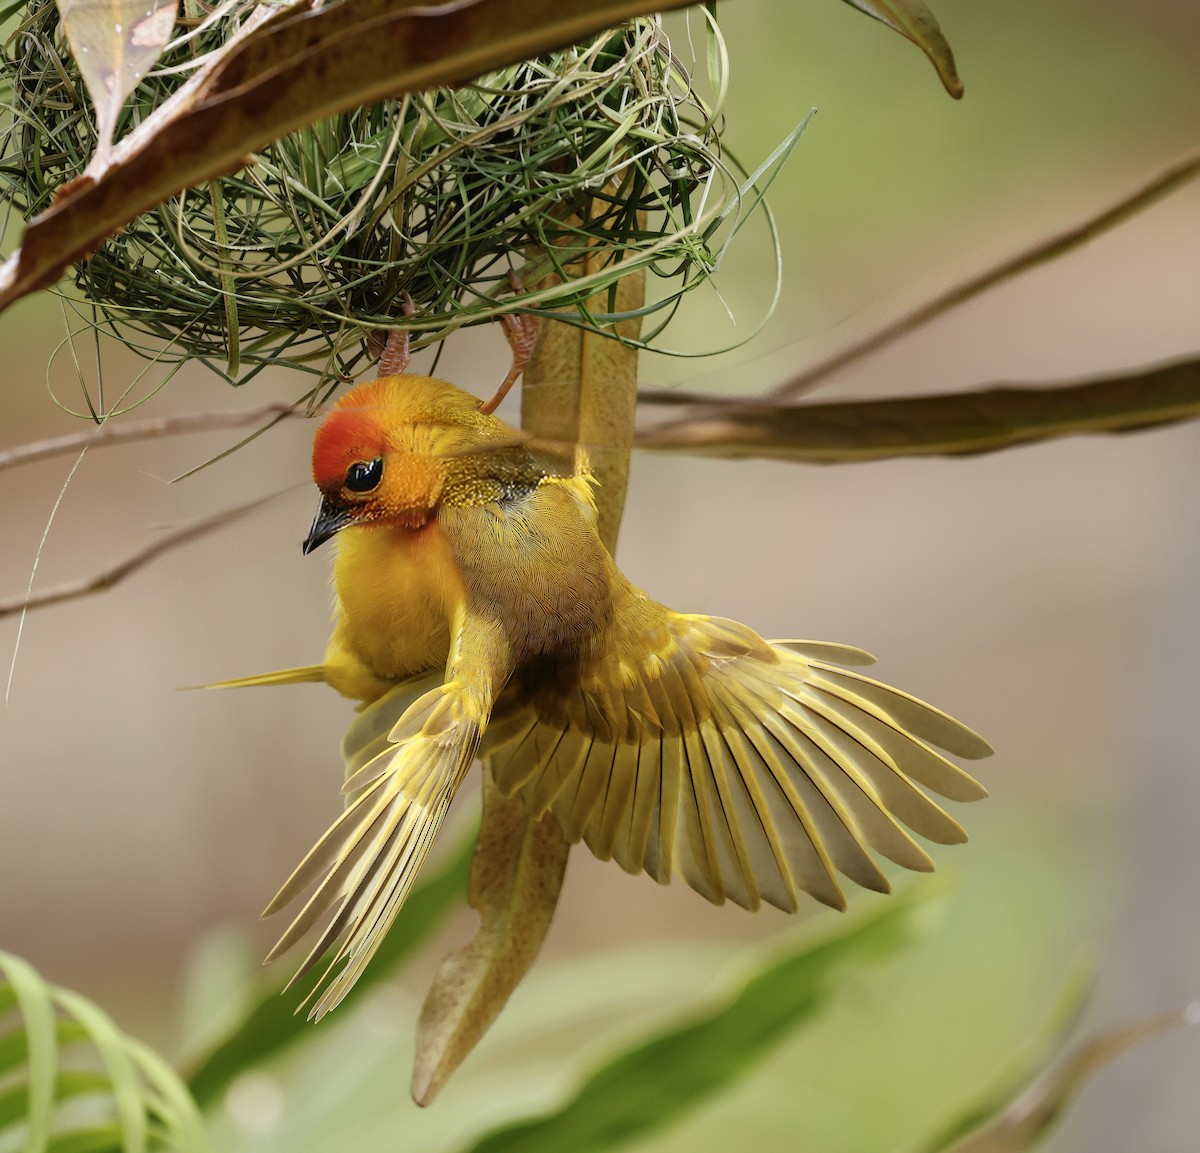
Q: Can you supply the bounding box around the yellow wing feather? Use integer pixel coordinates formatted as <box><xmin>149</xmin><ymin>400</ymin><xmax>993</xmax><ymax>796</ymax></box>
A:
<box><xmin>486</xmin><ymin>613</ymin><xmax>991</xmax><ymax>914</ymax></box>
<box><xmin>263</xmin><ymin>676</ymin><xmax>484</xmax><ymax>1019</ymax></box>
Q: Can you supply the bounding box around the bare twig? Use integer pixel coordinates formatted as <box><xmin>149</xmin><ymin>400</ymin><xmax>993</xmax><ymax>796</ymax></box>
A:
<box><xmin>0</xmin><ymin>403</ymin><xmax>305</xmax><ymax>472</ymax></box>
<box><xmin>638</xmin><ymin>143</ymin><xmax>1200</xmax><ymax>409</ymax></box>
<box><xmin>0</xmin><ymin>492</ymin><xmax>285</xmax><ymax>618</ymax></box>
<box><xmin>635</xmin><ymin>355</ymin><xmax>1200</xmax><ymax>462</ymax></box>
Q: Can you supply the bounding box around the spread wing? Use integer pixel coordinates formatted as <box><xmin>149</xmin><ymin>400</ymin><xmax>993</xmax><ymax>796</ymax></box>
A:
<box><xmin>485</xmin><ymin>613</ymin><xmax>991</xmax><ymax>913</ymax></box>
<box><xmin>263</xmin><ymin>670</ymin><xmax>475</xmax><ymax>1019</ymax></box>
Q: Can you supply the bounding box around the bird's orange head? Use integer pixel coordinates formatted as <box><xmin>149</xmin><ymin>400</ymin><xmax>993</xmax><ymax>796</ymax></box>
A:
<box><xmin>303</xmin><ymin>374</ymin><xmax>524</xmax><ymax>553</ymax></box>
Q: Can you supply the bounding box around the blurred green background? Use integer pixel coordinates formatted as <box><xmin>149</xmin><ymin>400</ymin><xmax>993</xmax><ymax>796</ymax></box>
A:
<box><xmin>2</xmin><ymin>1</ymin><xmax>1199</xmax><ymax>1149</ymax></box>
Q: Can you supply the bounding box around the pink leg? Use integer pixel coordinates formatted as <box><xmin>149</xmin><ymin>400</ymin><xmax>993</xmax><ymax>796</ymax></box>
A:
<box><xmin>479</xmin><ymin>311</ymin><xmax>540</xmax><ymax>415</ymax></box>
<box><xmin>377</xmin><ymin>292</ymin><xmax>417</xmax><ymax>377</ymax></box>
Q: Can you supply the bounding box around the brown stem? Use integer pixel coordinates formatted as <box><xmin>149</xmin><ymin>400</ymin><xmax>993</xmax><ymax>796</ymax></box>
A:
<box><xmin>635</xmin><ymin>356</ymin><xmax>1200</xmax><ymax>463</ymax></box>
<box><xmin>637</xmin><ymin>143</ymin><xmax>1200</xmax><ymax>409</ymax></box>
<box><xmin>0</xmin><ymin>492</ymin><xmax>283</xmax><ymax>618</ymax></box>
<box><xmin>0</xmin><ymin>404</ymin><xmax>302</xmax><ymax>473</ymax></box>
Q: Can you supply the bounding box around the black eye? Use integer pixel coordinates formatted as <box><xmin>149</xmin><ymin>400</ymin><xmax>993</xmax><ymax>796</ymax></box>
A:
<box><xmin>345</xmin><ymin>457</ymin><xmax>383</xmax><ymax>493</ymax></box>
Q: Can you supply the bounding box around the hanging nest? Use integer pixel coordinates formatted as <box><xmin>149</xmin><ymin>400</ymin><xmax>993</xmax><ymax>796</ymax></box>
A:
<box><xmin>0</xmin><ymin>1</ymin><xmax>778</xmax><ymax>388</ymax></box>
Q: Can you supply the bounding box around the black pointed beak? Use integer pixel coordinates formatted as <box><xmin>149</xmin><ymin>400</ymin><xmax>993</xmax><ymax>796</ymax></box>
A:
<box><xmin>303</xmin><ymin>497</ymin><xmax>354</xmax><ymax>554</ymax></box>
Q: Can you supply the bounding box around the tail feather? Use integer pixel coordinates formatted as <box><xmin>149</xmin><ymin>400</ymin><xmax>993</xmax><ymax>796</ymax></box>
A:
<box><xmin>192</xmin><ymin>666</ymin><xmax>328</xmax><ymax>690</ymax></box>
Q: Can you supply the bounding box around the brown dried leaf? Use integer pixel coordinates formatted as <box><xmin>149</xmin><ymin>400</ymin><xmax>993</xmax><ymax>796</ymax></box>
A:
<box><xmin>0</xmin><ymin>0</ymin><xmax>705</xmax><ymax>315</ymax></box>
<box><xmin>56</xmin><ymin>0</ymin><xmax>176</xmax><ymax>159</ymax></box>
<box><xmin>934</xmin><ymin>1005</ymin><xmax>1199</xmax><ymax>1152</ymax></box>
<box><xmin>839</xmin><ymin>0</ymin><xmax>962</xmax><ymax>98</ymax></box>
<box><xmin>411</xmin><ymin>774</ymin><xmax>570</xmax><ymax>1106</ymax></box>
<box><xmin>520</xmin><ymin>244</ymin><xmax>646</xmax><ymax>548</ymax></box>
<box><xmin>636</xmin><ymin>356</ymin><xmax>1200</xmax><ymax>463</ymax></box>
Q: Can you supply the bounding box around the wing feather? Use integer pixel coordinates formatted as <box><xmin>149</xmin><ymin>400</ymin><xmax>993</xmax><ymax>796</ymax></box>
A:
<box><xmin>652</xmin><ymin>736</ymin><xmax>684</xmax><ymax>885</ymax></box>
<box><xmin>800</xmin><ymin>680</ymin><xmax>988</xmax><ymax>802</ymax></box>
<box><xmin>588</xmin><ymin>741</ymin><xmax>640</xmax><ymax>862</ymax></box>
<box><xmin>806</xmin><ymin>664</ymin><xmax>993</xmax><ymax>760</ymax></box>
<box><xmin>308</xmin><ymin>801</ymin><xmax>448</xmax><ymax>1018</ymax></box>
<box><xmin>565</xmin><ymin>734</ymin><xmax>616</xmax><ymax>836</ymax></box>
<box><xmin>525</xmin><ymin>725</ymin><xmax>590</xmax><ymax>817</ymax></box>
<box><xmin>263</xmin><ymin>777</ymin><xmax>395</xmax><ymax>953</ymax></box>
<box><xmin>285</xmin><ymin>797</ymin><xmax>415</xmax><ymax>987</ymax></box>
<box><xmin>486</xmin><ymin>611</ymin><xmax>990</xmax><ymax>915</ymax></box>
<box><xmin>791</xmin><ymin>684</ymin><xmax>968</xmax><ymax>843</ymax></box>
<box><xmin>340</xmin><ymin>671</ymin><xmax>442</xmax><ymax>776</ymax></box>
<box><xmin>697</xmin><ymin>720</ymin><xmax>761</xmax><ymax>909</ymax></box>
<box><xmin>481</xmin><ymin>713</ymin><xmax>544</xmax><ymax>791</ymax></box>
<box><xmin>264</xmin><ymin>682</ymin><xmax>481</xmax><ymax>1017</ymax></box>
<box><xmin>262</xmin><ymin>774</ymin><xmax>393</xmax><ymax>918</ymax></box>
<box><xmin>705</xmin><ymin>695</ymin><xmax>799</xmax><ymax>910</ymax></box>
<box><xmin>625</xmin><ymin>740</ymin><xmax>664</xmax><ymax>880</ymax></box>
<box><xmin>714</xmin><ymin>688</ymin><xmax>845</xmax><ymax>909</ymax></box>
<box><xmin>757</xmin><ymin>708</ymin><xmax>893</xmax><ymax>893</ymax></box>
<box><xmin>675</xmin><ymin>730</ymin><xmax>725</xmax><ymax>904</ymax></box>
<box><xmin>777</xmin><ymin>700</ymin><xmax>936</xmax><ymax>871</ymax></box>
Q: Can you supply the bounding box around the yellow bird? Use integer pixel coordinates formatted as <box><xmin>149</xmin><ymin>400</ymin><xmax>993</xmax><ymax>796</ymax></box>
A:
<box><xmin>223</xmin><ymin>371</ymin><xmax>992</xmax><ymax>1018</ymax></box>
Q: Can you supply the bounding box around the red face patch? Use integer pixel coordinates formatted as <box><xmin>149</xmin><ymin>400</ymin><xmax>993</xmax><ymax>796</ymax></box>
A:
<box><xmin>312</xmin><ymin>383</ymin><xmax>389</xmax><ymax>492</ymax></box>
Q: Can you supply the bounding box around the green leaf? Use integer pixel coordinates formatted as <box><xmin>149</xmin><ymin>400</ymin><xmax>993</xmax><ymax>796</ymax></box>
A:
<box><xmin>55</xmin><ymin>0</ymin><xmax>176</xmax><ymax>158</ymax></box>
<box><xmin>0</xmin><ymin>949</ymin><xmax>210</xmax><ymax>1153</ymax></box>
<box><xmin>637</xmin><ymin>356</ymin><xmax>1200</xmax><ymax>463</ymax></box>
<box><xmin>126</xmin><ymin>1038</ymin><xmax>213</xmax><ymax>1153</ymax></box>
<box><xmin>0</xmin><ymin>0</ymin><xmax>28</xmax><ymax>25</ymax></box>
<box><xmin>186</xmin><ymin>821</ymin><xmax>475</xmax><ymax>1108</ymax></box>
<box><xmin>0</xmin><ymin>950</ymin><xmax>58</xmax><ymax>1153</ymax></box>
<box><xmin>204</xmin><ymin>937</ymin><xmax>747</xmax><ymax>1153</ymax></box>
<box><xmin>0</xmin><ymin>1019</ymin><xmax>88</xmax><ymax>1082</ymax></box>
<box><xmin>463</xmin><ymin>891</ymin><xmax>930</xmax><ymax>1153</ymax></box>
<box><xmin>53</xmin><ymin>988</ymin><xmax>148</xmax><ymax>1153</ymax></box>
<box><xmin>176</xmin><ymin>929</ymin><xmax>259</xmax><ymax>1066</ymax></box>
<box><xmin>46</xmin><ymin>1126</ymin><xmax>124</xmax><ymax>1153</ymax></box>
<box><xmin>0</xmin><ymin>1071</ymin><xmax>109</xmax><ymax>1129</ymax></box>
<box><xmin>838</xmin><ymin>0</ymin><xmax>962</xmax><ymax>97</ymax></box>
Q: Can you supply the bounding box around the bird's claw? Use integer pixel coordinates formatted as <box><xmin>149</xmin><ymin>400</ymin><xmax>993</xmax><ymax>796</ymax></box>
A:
<box><xmin>480</xmin><ymin>310</ymin><xmax>540</xmax><ymax>415</ymax></box>
<box><xmin>378</xmin><ymin>292</ymin><xmax>418</xmax><ymax>377</ymax></box>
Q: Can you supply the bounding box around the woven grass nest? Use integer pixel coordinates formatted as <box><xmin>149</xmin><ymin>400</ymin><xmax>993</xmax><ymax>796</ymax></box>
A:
<box><xmin>0</xmin><ymin>1</ymin><xmax>781</xmax><ymax>390</ymax></box>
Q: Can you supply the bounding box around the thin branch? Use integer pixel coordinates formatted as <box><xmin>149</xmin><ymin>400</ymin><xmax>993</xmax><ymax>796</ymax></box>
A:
<box><xmin>0</xmin><ymin>403</ymin><xmax>305</xmax><ymax>472</ymax></box>
<box><xmin>637</xmin><ymin>142</ymin><xmax>1200</xmax><ymax>409</ymax></box>
<box><xmin>634</xmin><ymin>355</ymin><xmax>1200</xmax><ymax>462</ymax></box>
<box><xmin>0</xmin><ymin>492</ymin><xmax>286</xmax><ymax>618</ymax></box>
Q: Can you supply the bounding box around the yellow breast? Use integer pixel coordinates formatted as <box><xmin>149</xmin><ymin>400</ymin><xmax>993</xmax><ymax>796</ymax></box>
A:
<box><xmin>322</xmin><ymin>521</ymin><xmax>466</xmax><ymax>701</ymax></box>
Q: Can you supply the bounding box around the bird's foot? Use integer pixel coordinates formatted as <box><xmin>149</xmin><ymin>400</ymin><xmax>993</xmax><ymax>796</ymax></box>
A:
<box><xmin>377</xmin><ymin>292</ymin><xmax>417</xmax><ymax>377</ymax></box>
<box><xmin>480</xmin><ymin>282</ymin><xmax>540</xmax><ymax>414</ymax></box>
